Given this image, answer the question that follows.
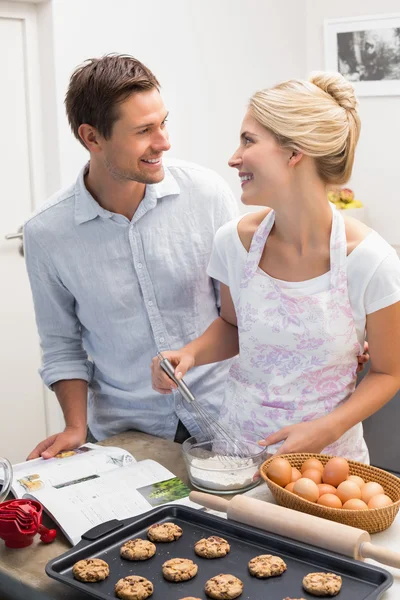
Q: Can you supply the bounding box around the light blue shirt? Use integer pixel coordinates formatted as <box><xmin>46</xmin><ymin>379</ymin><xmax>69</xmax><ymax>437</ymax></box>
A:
<box><xmin>24</xmin><ymin>159</ymin><xmax>238</xmax><ymax>441</ymax></box>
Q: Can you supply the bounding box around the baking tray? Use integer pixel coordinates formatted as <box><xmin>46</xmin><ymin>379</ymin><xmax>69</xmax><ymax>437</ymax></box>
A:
<box><xmin>46</xmin><ymin>505</ymin><xmax>393</xmax><ymax>599</ymax></box>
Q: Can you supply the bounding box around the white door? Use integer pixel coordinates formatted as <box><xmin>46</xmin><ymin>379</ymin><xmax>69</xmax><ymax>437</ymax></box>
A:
<box><xmin>0</xmin><ymin>2</ymin><xmax>54</xmax><ymax>463</ymax></box>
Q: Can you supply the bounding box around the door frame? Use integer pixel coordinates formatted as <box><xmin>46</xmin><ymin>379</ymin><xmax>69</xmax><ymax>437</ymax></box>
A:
<box><xmin>1</xmin><ymin>0</ymin><xmax>64</xmax><ymax>435</ymax></box>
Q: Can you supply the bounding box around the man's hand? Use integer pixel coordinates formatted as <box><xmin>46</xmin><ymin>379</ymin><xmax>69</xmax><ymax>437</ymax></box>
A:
<box><xmin>357</xmin><ymin>341</ymin><xmax>369</xmax><ymax>374</ymax></box>
<box><xmin>151</xmin><ymin>350</ymin><xmax>195</xmax><ymax>394</ymax></box>
<box><xmin>26</xmin><ymin>426</ymin><xmax>87</xmax><ymax>460</ymax></box>
<box><xmin>259</xmin><ymin>418</ymin><xmax>334</xmax><ymax>456</ymax></box>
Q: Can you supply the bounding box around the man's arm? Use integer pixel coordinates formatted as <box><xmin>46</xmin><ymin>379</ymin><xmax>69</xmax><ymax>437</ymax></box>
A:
<box><xmin>24</xmin><ymin>223</ymin><xmax>93</xmax><ymax>459</ymax></box>
<box><xmin>27</xmin><ymin>380</ymin><xmax>88</xmax><ymax>459</ymax></box>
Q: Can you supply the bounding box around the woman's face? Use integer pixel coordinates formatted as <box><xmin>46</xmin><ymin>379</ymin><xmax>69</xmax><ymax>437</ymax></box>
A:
<box><xmin>229</xmin><ymin>110</ymin><xmax>293</xmax><ymax>207</ymax></box>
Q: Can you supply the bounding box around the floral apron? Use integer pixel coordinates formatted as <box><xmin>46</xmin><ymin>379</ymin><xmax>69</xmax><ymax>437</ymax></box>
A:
<box><xmin>220</xmin><ymin>204</ymin><xmax>369</xmax><ymax>463</ymax></box>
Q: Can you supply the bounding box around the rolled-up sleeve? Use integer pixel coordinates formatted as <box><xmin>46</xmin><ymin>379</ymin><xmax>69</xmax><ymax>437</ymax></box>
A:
<box><xmin>24</xmin><ymin>223</ymin><xmax>93</xmax><ymax>388</ymax></box>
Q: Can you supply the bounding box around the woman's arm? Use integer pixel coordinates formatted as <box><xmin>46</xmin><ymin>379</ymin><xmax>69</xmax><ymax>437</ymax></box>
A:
<box><xmin>151</xmin><ymin>284</ymin><xmax>238</xmax><ymax>394</ymax></box>
<box><xmin>327</xmin><ymin>301</ymin><xmax>400</xmax><ymax>438</ymax></box>
<box><xmin>263</xmin><ymin>301</ymin><xmax>400</xmax><ymax>454</ymax></box>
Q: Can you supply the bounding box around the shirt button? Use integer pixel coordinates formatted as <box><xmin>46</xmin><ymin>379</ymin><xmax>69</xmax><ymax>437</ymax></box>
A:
<box><xmin>159</xmin><ymin>337</ymin><xmax>165</xmax><ymax>343</ymax></box>
<box><xmin>148</xmin><ymin>300</ymin><xmax>153</xmax><ymax>307</ymax></box>
<box><xmin>137</xmin><ymin>262</ymin><xmax>143</xmax><ymax>269</ymax></box>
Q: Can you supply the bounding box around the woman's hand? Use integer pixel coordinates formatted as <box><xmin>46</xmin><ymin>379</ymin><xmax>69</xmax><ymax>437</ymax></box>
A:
<box><xmin>151</xmin><ymin>350</ymin><xmax>196</xmax><ymax>394</ymax></box>
<box><xmin>259</xmin><ymin>418</ymin><xmax>335</xmax><ymax>456</ymax></box>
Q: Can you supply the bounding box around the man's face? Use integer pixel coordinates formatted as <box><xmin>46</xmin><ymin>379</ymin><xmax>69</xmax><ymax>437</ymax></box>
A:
<box><xmin>100</xmin><ymin>88</ymin><xmax>171</xmax><ymax>184</ymax></box>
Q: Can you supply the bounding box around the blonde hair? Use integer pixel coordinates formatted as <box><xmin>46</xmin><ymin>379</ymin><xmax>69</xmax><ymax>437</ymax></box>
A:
<box><xmin>249</xmin><ymin>71</ymin><xmax>361</xmax><ymax>185</ymax></box>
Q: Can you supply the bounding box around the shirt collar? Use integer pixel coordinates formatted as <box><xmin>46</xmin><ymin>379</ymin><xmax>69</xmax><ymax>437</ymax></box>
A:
<box><xmin>74</xmin><ymin>162</ymin><xmax>180</xmax><ymax>225</ymax></box>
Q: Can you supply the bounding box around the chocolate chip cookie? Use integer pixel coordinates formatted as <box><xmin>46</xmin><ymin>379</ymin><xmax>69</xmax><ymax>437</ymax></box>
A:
<box><xmin>115</xmin><ymin>575</ymin><xmax>153</xmax><ymax>600</ymax></box>
<box><xmin>147</xmin><ymin>522</ymin><xmax>183</xmax><ymax>542</ymax></box>
<box><xmin>162</xmin><ymin>558</ymin><xmax>198</xmax><ymax>582</ymax></box>
<box><xmin>248</xmin><ymin>554</ymin><xmax>287</xmax><ymax>578</ymax></box>
<box><xmin>302</xmin><ymin>572</ymin><xmax>342</xmax><ymax>596</ymax></box>
<box><xmin>194</xmin><ymin>536</ymin><xmax>230</xmax><ymax>558</ymax></box>
<box><xmin>72</xmin><ymin>558</ymin><xmax>109</xmax><ymax>582</ymax></box>
<box><xmin>120</xmin><ymin>539</ymin><xmax>156</xmax><ymax>561</ymax></box>
<box><xmin>205</xmin><ymin>574</ymin><xmax>243</xmax><ymax>599</ymax></box>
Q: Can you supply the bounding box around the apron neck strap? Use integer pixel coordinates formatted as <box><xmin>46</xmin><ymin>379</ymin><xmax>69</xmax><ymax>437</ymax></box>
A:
<box><xmin>242</xmin><ymin>210</ymin><xmax>275</xmax><ymax>282</ymax></box>
<box><xmin>329</xmin><ymin>202</ymin><xmax>347</xmax><ymax>287</ymax></box>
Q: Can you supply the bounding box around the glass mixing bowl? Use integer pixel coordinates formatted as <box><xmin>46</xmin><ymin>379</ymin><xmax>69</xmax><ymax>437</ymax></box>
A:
<box><xmin>182</xmin><ymin>431</ymin><xmax>269</xmax><ymax>494</ymax></box>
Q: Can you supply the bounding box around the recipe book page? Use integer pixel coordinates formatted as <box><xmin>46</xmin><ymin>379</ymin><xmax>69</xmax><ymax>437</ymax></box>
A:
<box><xmin>24</xmin><ymin>459</ymin><xmax>199</xmax><ymax>545</ymax></box>
<box><xmin>11</xmin><ymin>443</ymin><xmax>135</xmax><ymax>499</ymax></box>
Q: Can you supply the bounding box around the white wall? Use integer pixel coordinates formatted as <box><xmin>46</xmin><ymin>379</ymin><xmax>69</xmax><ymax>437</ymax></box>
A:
<box><xmin>44</xmin><ymin>0</ymin><xmax>306</xmax><ymax>201</ymax></box>
<box><xmin>306</xmin><ymin>0</ymin><xmax>400</xmax><ymax>246</ymax></box>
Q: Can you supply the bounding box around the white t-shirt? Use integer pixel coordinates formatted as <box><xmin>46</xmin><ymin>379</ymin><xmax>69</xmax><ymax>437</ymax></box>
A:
<box><xmin>207</xmin><ymin>215</ymin><xmax>400</xmax><ymax>347</ymax></box>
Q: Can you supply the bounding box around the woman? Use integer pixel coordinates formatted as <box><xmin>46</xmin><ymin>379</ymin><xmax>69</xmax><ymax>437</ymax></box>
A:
<box><xmin>151</xmin><ymin>72</ymin><xmax>400</xmax><ymax>462</ymax></box>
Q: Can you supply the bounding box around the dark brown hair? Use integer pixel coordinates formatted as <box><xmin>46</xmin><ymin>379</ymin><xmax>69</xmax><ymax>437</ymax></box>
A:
<box><xmin>65</xmin><ymin>54</ymin><xmax>160</xmax><ymax>148</ymax></box>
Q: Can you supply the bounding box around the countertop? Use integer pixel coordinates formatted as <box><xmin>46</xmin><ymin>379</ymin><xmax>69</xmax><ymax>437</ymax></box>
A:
<box><xmin>0</xmin><ymin>431</ymin><xmax>399</xmax><ymax>599</ymax></box>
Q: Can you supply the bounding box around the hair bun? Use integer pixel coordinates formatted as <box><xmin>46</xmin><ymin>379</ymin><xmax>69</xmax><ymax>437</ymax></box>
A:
<box><xmin>309</xmin><ymin>71</ymin><xmax>358</xmax><ymax>111</ymax></box>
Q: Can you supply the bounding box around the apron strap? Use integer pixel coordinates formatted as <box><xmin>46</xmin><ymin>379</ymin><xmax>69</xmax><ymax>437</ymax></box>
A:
<box><xmin>329</xmin><ymin>202</ymin><xmax>347</xmax><ymax>289</ymax></box>
<box><xmin>240</xmin><ymin>210</ymin><xmax>275</xmax><ymax>287</ymax></box>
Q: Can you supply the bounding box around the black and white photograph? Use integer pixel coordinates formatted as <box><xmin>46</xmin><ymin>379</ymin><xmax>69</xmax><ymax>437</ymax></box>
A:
<box><xmin>325</xmin><ymin>14</ymin><xmax>400</xmax><ymax>96</ymax></box>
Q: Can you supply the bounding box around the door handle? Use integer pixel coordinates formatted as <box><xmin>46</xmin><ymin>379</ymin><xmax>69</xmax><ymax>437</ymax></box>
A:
<box><xmin>4</xmin><ymin>226</ymin><xmax>24</xmax><ymax>256</ymax></box>
<box><xmin>5</xmin><ymin>232</ymin><xmax>23</xmax><ymax>240</ymax></box>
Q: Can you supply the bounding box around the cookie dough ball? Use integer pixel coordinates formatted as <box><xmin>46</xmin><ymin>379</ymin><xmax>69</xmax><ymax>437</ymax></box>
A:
<box><xmin>248</xmin><ymin>554</ymin><xmax>287</xmax><ymax>578</ymax></box>
<box><xmin>147</xmin><ymin>522</ymin><xmax>182</xmax><ymax>542</ymax></box>
<box><xmin>72</xmin><ymin>558</ymin><xmax>109</xmax><ymax>582</ymax></box>
<box><xmin>194</xmin><ymin>536</ymin><xmax>230</xmax><ymax>558</ymax></box>
<box><xmin>162</xmin><ymin>558</ymin><xmax>198</xmax><ymax>582</ymax></box>
<box><xmin>302</xmin><ymin>572</ymin><xmax>342</xmax><ymax>596</ymax></box>
<box><xmin>115</xmin><ymin>575</ymin><xmax>153</xmax><ymax>600</ymax></box>
<box><xmin>205</xmin><ymin>574</ymin><xmax>243</xmax><ymax>599</ymax></box>
<box><xmin>120</xmin><ymin>539</ymin><xmax>156</xmax><ymax>560</ymax></box>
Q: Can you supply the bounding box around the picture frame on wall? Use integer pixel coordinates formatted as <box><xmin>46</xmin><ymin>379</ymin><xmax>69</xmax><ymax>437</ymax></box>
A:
<box><xmin>324</xmin><ymin>13</ymin><xmax>400</xmax><ymax>96</ymax></box>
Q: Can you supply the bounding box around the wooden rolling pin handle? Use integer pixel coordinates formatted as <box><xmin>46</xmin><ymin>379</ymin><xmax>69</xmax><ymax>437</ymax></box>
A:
<box><xmin>190</xmin><ymin>491</ymin><xmax>368</xmax><ymax>562</ymax></box>
<box><xmin>360</xmin><ymin>542</ymin><xmax>400</xmax><ymax>569</ymax></box>
<box><xmin>190</xmin><ymin>491</ymin><xmax>229</xmax><ymax>513</ymax></box>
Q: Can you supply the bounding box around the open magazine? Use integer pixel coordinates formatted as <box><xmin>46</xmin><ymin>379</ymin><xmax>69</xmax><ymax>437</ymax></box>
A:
<box><xmin>8</xmin><ymin>444</ymin><xmax>200</xmax><ymax>545</ymax></box>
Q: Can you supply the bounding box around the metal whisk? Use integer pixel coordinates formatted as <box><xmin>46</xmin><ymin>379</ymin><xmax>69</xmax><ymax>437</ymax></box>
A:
<box><xmin>158</xmin><ymin>353</ymin><xmax>250</xmax><ymax>463</ymax></box>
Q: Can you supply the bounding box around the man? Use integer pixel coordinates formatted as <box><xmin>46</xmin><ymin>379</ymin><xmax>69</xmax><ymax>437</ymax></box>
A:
<box><xmin>25</xmin><ymin>54</ymin><xmax>238</xmax><ymax>459</ymax></box>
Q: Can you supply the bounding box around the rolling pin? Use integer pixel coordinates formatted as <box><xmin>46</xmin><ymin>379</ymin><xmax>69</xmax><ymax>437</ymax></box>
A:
<box><xmin>190</xmin><ymin>491</ymin><xmax>400</xmax><ymax>569</ymax></box>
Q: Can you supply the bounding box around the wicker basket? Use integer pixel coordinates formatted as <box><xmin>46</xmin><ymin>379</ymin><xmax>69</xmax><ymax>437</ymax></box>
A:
<box><xmin>260</xmin><ymin>453</ymin><xmax>400</xmax><ymax>533</ymax></box>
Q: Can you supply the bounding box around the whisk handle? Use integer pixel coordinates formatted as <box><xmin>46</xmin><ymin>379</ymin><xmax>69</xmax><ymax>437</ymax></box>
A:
<box><xmin>159</xmin><ymin>355</ymin><xmax>195</xmax><ymax>404</ymax></box>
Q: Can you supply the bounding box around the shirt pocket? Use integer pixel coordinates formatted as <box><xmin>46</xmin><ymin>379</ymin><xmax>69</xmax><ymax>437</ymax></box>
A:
<box><xmin>143</xmin><ymin>228</ymin><xmax>214</xmax><ymax>340</ymax></box>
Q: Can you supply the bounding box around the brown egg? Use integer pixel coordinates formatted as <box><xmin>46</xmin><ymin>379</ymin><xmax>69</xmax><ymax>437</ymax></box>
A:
<box><xmin>293</xmin><ymin>478</ymin><xmax>320</xmax><ymax>503</ymax></box>
<box><xmin>336</xmin><ymin>480</ymin><xmax>362</xmax><ymax>503</ymax></box>
<box><xmin>342</xmin><ymin>499</ymin><xmax>369</xmax><ymax>510</ymax></box>
<box><xmin>347</xmin><ymin>475</ymin><xmax>365</xmax><ymax>489</ymax></box>
<box><xmin>285</xmin><ymin>482</ymin><xmax>296</xmax><ymax>493</ymax></box>
<box><xmin>302</xmin><ymin>468</ymin><xmax>322</xmax><ymax>484</ymax></box>
<box><xmin>267</xmin><ymin>457</ymin><xmax>292</xmax><ymax>487</ymax></box>
<box><xmin>317</xmin><ymin>493</ymin><xmax>343</xmax><ymax>508</ymax></box>
<box><xmin>291</xmin><ymin>467</ymin><xmax>302</xmax><ymax>483</ymax></box>
<box><xmin>322</xmin><ymin>457</ymin><xmax>349</xmax><ymax>487</ymax></box>
<box><xmin>301</xmin><ymin>458</ymin><xmax>324</xmax><ymax>474</ymax></box>
<box><xmin>361</xmin><ymin>481</ymin><xmax>385</xmax><ymax>504</ymax></box>
<box><xmin>318</xmin><ymin>483</ymin><xmax>337</xmax><ymax>497</ymax></box>
<box><xmin>367</xmin><ymin>494</ymin><xmax>393</xmax><ymax>509</ymax></box>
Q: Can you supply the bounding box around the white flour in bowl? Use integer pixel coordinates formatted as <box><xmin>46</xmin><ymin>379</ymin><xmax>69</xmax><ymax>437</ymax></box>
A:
<box><xmin>189</xmin><ymin>456</ymin><xmax>257</xmax><ymax>491</ymax></box>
